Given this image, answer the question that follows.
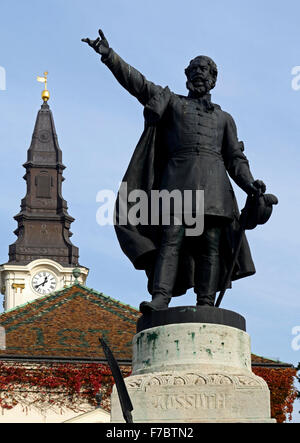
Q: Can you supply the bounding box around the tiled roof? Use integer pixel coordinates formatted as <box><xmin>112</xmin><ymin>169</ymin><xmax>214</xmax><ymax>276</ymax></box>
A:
<box><xmin>0</xmin><ymin>284</ymin><xmax>140</xmax><ymax>361</ymax></box>
<box><xmin>251</xmin><ymin>354</ymin><xmax>292</xmax><ymax>367</ymax></box>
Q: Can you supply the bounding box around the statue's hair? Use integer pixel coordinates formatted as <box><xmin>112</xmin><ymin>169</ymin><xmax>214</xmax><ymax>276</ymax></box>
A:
<box><xmin>185</xmin><ymin>56</ymin><xmax>218</xmax><ymax>90</ymax></box>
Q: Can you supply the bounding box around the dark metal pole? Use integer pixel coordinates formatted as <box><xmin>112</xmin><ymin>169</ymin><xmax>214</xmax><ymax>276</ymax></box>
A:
<box><xmin>215</xmin><ymin>227</ymin><xmax>244</xmax><ymax>308</ymax></box>
<box><xmin>99</xmin><ymin>337</ymin><xmax>134</xmax><ymax>423</ymax></box>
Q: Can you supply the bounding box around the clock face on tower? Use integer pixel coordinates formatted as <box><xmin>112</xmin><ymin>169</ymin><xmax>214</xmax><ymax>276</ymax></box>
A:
<box><xmin>31</xmin><ymin>271</ymin><xmax>57</xmax><ymax>295</ymax></box>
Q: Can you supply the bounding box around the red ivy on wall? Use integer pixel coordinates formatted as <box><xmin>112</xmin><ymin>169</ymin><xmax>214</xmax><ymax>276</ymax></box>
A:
<box><xmin>0</xmin><ymin>362</ymin><xmax>130</xmax><ymax>414</ymax></box>
<box><xmin>0</xmin><ymin>362</ymin><xmax>297</xmax><ymax>422</ymax></box>
<box><xmin>253</xmin><ymin>367</ymin><xmax>298</xmax><ymax>423</ymax></box>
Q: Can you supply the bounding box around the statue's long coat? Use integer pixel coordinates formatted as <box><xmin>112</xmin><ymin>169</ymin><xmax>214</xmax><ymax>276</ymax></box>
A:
<box><xmin>103</xmin><ymin>50</ymin><xmax>256</xmax><ymax>297</ymax></box>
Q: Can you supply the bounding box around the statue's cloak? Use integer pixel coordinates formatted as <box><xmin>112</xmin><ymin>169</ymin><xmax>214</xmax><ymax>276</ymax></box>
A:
<box><xmin>114</xmin><ymin>87</ymin><xmax>255</xmax><ymax>297</ymax></box>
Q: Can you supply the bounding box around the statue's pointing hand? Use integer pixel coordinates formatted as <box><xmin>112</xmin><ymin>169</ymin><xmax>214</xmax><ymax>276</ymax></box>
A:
<box><xmin>82</xmin><ymin>29</ymin><xmax>110</xmax><ymax>56</ymax></box>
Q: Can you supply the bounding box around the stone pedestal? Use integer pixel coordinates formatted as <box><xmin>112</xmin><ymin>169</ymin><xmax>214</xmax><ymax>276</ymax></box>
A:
<box><xmin>111</xmin><ymin>307</ymin><xmax>275</xmax><ymax>423</ymax></box>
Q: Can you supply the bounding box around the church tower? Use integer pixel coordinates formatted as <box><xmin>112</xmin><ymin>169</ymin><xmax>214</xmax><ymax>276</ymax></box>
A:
<box><xmin>0</xmin><ymin>74</ymin><xmax>88</xmax><ymax>310</ymax></box>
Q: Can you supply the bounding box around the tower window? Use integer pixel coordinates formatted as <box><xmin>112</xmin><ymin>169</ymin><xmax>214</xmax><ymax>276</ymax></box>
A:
<box><xmin>36</xmin><ymin>174</ymin><xmax>52</xmax><ymax>198</ymax></box>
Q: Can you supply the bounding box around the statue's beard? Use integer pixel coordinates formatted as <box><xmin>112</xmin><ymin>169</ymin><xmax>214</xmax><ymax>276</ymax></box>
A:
<box><xmin>186</xmin><ymin>78</ymin><xmax>212</xmax><ymax>97</ymax></box>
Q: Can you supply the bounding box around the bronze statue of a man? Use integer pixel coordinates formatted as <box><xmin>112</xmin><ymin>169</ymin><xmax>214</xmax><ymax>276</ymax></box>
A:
<box><xmin>82</xmin><ymin>30</ymin><xmax>267</xmax><ymax>313</ymax></box>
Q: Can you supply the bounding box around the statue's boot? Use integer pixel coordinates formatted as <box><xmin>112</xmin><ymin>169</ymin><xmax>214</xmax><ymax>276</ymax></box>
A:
<box><xmin>194</xmin><ymin>248</ymin><xmax>220</xmax><ymax>308</ymax></box>
<box><xmin>196</xmin><ymin>292</ymin><xmax>216</xmax><ymax>307</ymax></box>
<box><xmin>140</xmin><ymin>223</ymin><xmax>184</xmax><ymax>314</ymax></box>
<box><xmin>140</xmin><ymin>294</ymin><xmax>170</xmax><ymax>314</ymax></box>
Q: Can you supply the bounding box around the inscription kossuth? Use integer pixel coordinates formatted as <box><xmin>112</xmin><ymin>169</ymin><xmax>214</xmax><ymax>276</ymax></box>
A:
<box><xmin>151</xmin><ymin>392</ymin><xmax>227</xmax><ymax>410</ymax></box>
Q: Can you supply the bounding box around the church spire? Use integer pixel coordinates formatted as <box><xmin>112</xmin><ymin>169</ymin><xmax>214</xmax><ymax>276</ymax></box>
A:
<box><xmin>8</xmin><ymin>87</ymin><xmax>79</xmax><ymax>267</ymax></box>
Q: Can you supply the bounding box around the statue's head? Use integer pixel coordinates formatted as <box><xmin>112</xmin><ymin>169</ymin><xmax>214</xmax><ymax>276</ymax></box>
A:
<box><xmin>185</xmin><ymin>56</ymin><xmax>218</xmax><ymax>97</ymax></box>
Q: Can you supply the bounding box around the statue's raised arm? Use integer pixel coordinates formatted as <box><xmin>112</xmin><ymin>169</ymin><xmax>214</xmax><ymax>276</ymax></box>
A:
<box><xmin>82</xmin><ymin>29</ymin><xmax>163</xmax><ymax>106</ymax></box>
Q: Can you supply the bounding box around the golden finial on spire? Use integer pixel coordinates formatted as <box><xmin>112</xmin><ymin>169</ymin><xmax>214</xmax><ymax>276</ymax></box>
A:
<box><xmin>37</xmin><ymin>71</ymin><xmax>50</xmax><ymax>102</ymax></box>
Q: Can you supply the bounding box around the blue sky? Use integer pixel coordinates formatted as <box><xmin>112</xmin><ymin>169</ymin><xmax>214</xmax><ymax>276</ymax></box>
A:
<box><xmin>0</xmin><ymin>0</ymin><xmax>299</xmax><ymax>421</ymax></box>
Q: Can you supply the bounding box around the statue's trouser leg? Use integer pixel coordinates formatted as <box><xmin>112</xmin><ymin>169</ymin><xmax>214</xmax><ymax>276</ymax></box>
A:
<box><xmin>151</xmin><ymin>223</ymin><xmax>185</xmax><ymax>309</ymax></box>
<box><xmin>194</xmin><ymin>226</ymin><xmax>222</xmax><ymax>307</ymax></box>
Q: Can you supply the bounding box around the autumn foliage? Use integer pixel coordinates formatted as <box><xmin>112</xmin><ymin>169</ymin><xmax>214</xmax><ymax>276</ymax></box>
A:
<box><xmin>0</xmin><ymin>361</ymin><xmax>298</xmax><ymax>422</ymax></box>
<box><xmin>253</xmin><ymin>367</ymin><xmax>298</xmax><ymax>423</ymax></box>
<box><xmin>0</xmin><ymin>361</ymin><xmax>130</xmax><ymax>413</ymax></box>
